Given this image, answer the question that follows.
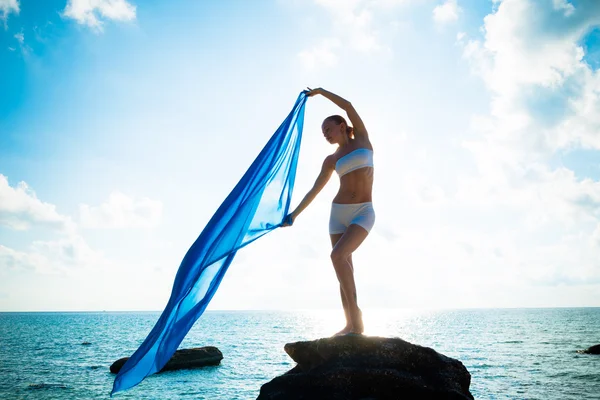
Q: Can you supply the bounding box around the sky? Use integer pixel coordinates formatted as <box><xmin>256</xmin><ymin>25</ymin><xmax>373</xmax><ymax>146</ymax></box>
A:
<box><xmin>1</xmin><ymin>0</ymin><xmax>600</xmax><ymax>312</ymax></box>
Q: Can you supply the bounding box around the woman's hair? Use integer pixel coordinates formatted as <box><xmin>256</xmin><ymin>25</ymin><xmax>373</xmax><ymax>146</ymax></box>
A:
<box><xmin>324</xmin><ymin>115</ymin><xmax>354</xmax><ymax>138</ymax></box>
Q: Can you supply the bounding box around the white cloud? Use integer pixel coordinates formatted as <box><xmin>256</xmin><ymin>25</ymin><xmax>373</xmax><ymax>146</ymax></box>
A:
<box><xmin>459</xmin><ymin>0</ymin><xmax>600</xmax><ymax>153</ymax></box>
<box><xmin>433</xmin><ymin>0</ymin><xmax>461</xmax><ymax>24</ymax></box>
<box><xmin>11</xmin><ymin>29</ymin><xmax>32</xmax><ymax>55</ymax></box>
<box><xmin>63</xmin><ymin>0</ymin><xmax>136</xmax><ymax>31</ymax></box>
<box><xmin>449</xmin><ymin>0</ymin><xmax>600</xmax><ymax>291</ymax></box>
<box><xmin>0</xmin><ymin>244</ymin><xmax>43</xmax><ymax>272</ymax></box>
<box><xmin>31</xmin><ymin>235</ymin><xmax>101</xmax><ymax>269</ymax></box>
<box><xmin>297</xmin><ymin>0</ymin><xmax>406</xmax><ymax>69</ymax></box>
<box><xmin>0</xmin><ymin>175</ymin><xmax>102</xmax><ymax>275</ymax></box>
<box><xmin>0</xmin><ymin>234</ymin><xmax>101</xmax><ymax>274</ymax></box>
<box><xmin>11</xmin><ymin>29</ymin><xmax>30</xmax><ymax>55</ymax></box>
<box><xmin>79</xmin><ymin>191</ymin><xmax>162</xmax><ymax>229</ymax></box>
<box><xmin>553</xmin><ymin>0</ymin><xmax>575</xmax><ymax>17</ymax></box>
<box><xmin>456</xmin><ymin>0</ymin><xmax>600</xmax><ymax>160</ymax></box>
<box><xmin>358</xmin><ymin>156</ymin><xmax>600</xmax><ymax>299</ymax></box>
<box><xmin>315</xmin><ymin>0</ymin><xmax>385</xmax><ymax>52</ymax></box>
<box><xmin>466</xmin><ymin>1</ymin><xmax>594</xmax><ymax>94</ymax></box>
<box><xmin>371</xmin><ymin>0</ymin><xmax>417</xmax><ymax>7</ymax></box>
<box><xmin>0</xmin><ymin>174</ymin><xmax>74</xmax><ymax>232</ymax></box>
<box><xmin>0</xmin><ymin>0</ymin><xmax>19</xmax><ymax>25</ymax></box>
<box><xmin>298</xmin><ymin>38</ymin><xmax>341</xmax><ymax>70</ymax></box>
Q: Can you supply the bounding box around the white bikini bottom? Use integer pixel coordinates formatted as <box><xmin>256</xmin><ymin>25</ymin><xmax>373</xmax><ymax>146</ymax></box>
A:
<box><xmin>329</xmin><ymin>202</ymin><xmax>375</xmax><ymax>235</ymax></box>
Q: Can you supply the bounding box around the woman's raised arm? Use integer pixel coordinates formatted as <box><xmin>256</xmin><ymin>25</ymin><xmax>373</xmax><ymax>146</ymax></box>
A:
<box><xmin>306</xmin><ymin>87</ymin><xmax>369</xmax><ymax>140</ymax></box>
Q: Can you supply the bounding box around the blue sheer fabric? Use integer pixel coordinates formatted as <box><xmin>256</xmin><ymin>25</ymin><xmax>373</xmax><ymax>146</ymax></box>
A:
<box><xmin>111</xmin><ymin>92</ymin><xmax>308</xmax><ymax>395</ymax></box>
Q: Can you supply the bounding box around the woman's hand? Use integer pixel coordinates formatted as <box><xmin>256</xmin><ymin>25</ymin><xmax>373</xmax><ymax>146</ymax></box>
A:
<box><xmin>305</xmin><ymin>87</ymin><xmax>322</xmax><ymax>97</ymax></box>
<box><xmin>281</xmin><ymin>212</ymin><xmax>296</xmax><ymax>227</ymax></box>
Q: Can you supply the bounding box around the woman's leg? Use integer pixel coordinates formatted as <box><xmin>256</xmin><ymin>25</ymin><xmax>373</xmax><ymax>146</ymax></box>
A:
<box><xmin>337</xmin><ymin>256</ymin><xmax>355</xmax><ymax>333</ymax></box>
<box><xmin>330</xmin><ymin>224</ymin><xmax>369</xmax><ymax>335</ymax></box>
<box><xmin>330</xmin><ymin>233</ymin><xmax>354</xmax><ymax>332</ymax></box>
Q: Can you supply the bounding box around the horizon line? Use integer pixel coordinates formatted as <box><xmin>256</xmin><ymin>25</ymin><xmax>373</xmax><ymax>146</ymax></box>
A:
<box><xmin>1</xmin><ymin>306</ymin><xmax>600</xmax><ymax>313</ymax></box>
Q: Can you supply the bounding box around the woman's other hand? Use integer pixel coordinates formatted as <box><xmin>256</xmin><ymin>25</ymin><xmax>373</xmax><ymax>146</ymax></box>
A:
<box><xmin>305</xmin><ymin>87</ymin><xmax>322</xmax><ymax>97</ymax></box>
<box><xmin>282</xmin><ymin>213</ymin><xmax>295</xmax><ymax>227</ymax></box>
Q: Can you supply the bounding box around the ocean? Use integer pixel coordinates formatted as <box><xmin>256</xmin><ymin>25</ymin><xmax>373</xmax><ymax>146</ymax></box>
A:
<box><xmin>1</xmin><ymin>308</ymin><xmax>599</xmax><ymax>399</ymax></box>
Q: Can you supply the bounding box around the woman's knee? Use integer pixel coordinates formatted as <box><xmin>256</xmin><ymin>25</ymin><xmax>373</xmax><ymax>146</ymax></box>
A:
<box><xmin>330</xmin><ymin>249</ymin><xmax>350</xmax><ymax>264</ymax></box>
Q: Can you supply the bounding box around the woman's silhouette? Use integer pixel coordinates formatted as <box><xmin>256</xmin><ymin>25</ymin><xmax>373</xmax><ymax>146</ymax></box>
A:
<box><xmin>284</xmin><ymin>87</ymin><xmax>375</xmax><ymax>336</ymax></box>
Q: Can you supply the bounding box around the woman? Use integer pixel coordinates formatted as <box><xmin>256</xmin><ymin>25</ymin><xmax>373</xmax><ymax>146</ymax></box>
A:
<box><xmin>283</xmin><ymin>87</ymin><xmax>375</xmax><ymax>336</ymax></box>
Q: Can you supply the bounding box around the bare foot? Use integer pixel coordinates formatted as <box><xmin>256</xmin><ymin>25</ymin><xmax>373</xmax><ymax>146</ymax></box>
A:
<box><xmin>332</xmin><ymin>325</ymin><xmax>353</xmax><ymax>337</ymax></box>
<box><xmin>351</xmin><ymin>308</ymin><xmax>364</xmax><ymax>334</ymax></box>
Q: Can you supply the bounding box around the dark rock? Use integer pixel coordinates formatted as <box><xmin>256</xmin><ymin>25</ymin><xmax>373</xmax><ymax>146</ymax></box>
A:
<box><xmin>578</xmin><ymin>344</ymin><xmax>600</xmax><ymax>354</ymax></box>
<box><xmin>28</xmin><ymin>383</ymin><xmax>69</xmax><ymax>390</ymax></box>
<box><xmin>81</xmin><ymin>342</ymin><xmax>92</xmax><ymax>346</ymax></box>
<box><xmin>258</xmin><ymin>335</ymin><xmax>473</xmax><ymax>400</ymax></box>
<box><xmin>110</xmin><ymin>346</ymin><xmax>223</xmax><ymax>374</ymax></box>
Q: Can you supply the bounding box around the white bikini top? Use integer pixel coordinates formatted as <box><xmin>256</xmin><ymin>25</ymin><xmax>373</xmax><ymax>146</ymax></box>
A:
<box><xmin>335</xmin><ymin>148</ymin><xmax>374</xmax><ymax>177</ymax></box>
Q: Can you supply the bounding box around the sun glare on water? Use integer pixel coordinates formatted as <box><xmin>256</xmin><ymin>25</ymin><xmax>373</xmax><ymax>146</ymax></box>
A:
<box><xmin>299</xmin><ymin>308</ymin><xmax>422</xmax><ymax>338</ymax></box>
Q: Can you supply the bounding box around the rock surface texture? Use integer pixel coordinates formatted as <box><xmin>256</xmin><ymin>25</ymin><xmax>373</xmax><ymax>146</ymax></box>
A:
<box><xmin>258</xmin><ymin>335</ymin><xmax>473</xmax><ymax>400</ymax></box>
<box><xmin>110</xmin><ymin>346</ymin><xmax>223</xmax><ymax>374</ymax></box>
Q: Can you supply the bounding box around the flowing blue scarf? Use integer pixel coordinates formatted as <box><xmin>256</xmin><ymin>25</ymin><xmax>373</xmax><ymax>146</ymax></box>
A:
<box><xmin>111</xmin><ymin>92</ymin><xmax>307</xmax><ymax>395</ymax></box>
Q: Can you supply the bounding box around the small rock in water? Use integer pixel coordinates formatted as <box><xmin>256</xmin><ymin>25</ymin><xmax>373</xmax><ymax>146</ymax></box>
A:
<box><xmin>110</xmin><ymin>346</ymin><xmax>223</xmax><ymax>374</ymax></box>
<box><xmin>258</xmin><ymin>335</ymin><xmax>474</xmax><ymax>400</ymax></box>
<box><xmin>577</xmin><ymin>344</ymin><xmax>600</xmax><ymax>354</ymax></box>
<box><xmin>28</xmin><ymin>383</ymin><xmax>69</xmax><ymax>390</ymax></box>
<box><xmin>81</xmin><ymin>341</ymin><xmax>92</xmax><ymax>346</ymax></box>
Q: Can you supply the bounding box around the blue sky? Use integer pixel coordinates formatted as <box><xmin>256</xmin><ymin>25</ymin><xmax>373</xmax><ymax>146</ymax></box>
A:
<box><xmin>1</xmin><ymin>0</ymin><xmax>600</xmax><ymax>312</ymax></box>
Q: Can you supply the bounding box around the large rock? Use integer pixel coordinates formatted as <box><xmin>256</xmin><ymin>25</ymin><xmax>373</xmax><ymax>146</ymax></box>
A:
<box><xmin>258</xmin><ymin>335</ymin><xmax>473</xmax><ymax>400</ymax></box>
<box><xmin>578</xmin><ymin>344</ymin><xmax>600</xmax><ymax>355</ymax></box>
<box><xmin>110</xmin><ymin>346</ymin><xmax>223</xmax><ymax>374</ymax></box>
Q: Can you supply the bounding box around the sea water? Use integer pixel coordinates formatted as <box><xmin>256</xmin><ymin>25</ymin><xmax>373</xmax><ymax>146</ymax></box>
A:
<box><xmin>1</xmin><ymin>308</ymin><xmax>599</xmax><ymax>399</ymax></box>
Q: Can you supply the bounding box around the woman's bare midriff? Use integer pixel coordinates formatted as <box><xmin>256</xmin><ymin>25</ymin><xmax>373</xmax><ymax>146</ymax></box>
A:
<box><xmin>332</xmin><ymin>167</ymin><xmax>374</xmax><ymax>204</ymax></box>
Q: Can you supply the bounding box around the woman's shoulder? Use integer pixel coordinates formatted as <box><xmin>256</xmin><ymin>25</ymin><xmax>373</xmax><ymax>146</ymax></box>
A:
<box><xmin>323</xmin><ymin>154</ymin><xmax>337</xmax><ymax>170</ymax></box>
<box><xmin>353</xmin><ymin>138</ymin><xmax>373</xmax><ymax>151</ymax></box>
